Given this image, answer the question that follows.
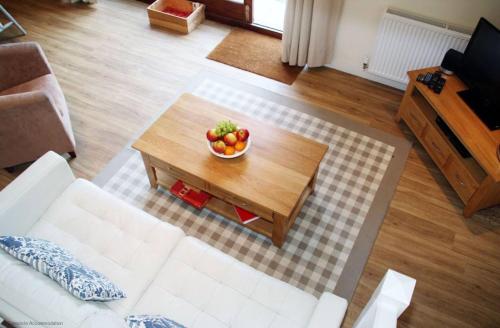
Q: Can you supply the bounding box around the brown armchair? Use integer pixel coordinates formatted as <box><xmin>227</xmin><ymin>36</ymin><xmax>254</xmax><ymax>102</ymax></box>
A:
<box><xmin>0</xmin><ymin>42</ymin><xmax>76</xmax><ymax>170</ymax></box>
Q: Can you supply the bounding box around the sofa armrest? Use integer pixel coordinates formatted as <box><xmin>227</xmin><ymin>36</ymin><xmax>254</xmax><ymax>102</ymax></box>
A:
<box><xmin>0</xmin><ymin>151</ymin><xmax>75</xmax><ymax>235</ymax></box>
<box><xmin>0</xmin><ymin>42</ymin><xmax>52</xmax><ymax>92</ymax></box>
<box><xmin>308</xmin><ymin>292</ymin><xmax>348</xmax><ymax>328</ymax></box>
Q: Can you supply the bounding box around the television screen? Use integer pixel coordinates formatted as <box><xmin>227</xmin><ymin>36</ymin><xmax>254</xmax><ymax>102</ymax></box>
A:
<box><xmin>459</xmin><ymin>18</ymin><xmax>500</xmax><ymax>91</ymax></box>
<box><xmin>457</xmin><ymin>18</ymin><xmax>500</xmax><ymax>130</ymax></box>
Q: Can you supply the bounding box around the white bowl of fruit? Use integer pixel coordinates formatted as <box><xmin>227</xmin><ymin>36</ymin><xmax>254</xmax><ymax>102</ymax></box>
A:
<box><xmin>206</xmin><ymin>120</ymin><xmax>251</xmax><ymax>159</ymax></box>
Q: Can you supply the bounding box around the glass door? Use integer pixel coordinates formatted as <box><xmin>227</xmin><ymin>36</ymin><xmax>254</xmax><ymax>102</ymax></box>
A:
<box><xmin>199</xmin><ymin>0</ymin><xmax>282</xmax><ymax>38</ymax></box>
<box><xmin>253</xmin><ymin>0</ymin><xmax>285</xmax><ymax>32</ymax></box>
<box><xmin>201</xmin><ymin>0</ymin><xmax>252</xmax><ymax>26</ymax></box>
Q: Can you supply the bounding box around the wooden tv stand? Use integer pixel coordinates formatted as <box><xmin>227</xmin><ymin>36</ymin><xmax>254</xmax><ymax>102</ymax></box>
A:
<box><xmin>396</xmin><ymin>67</ymin><xmax>500</xmax><ymax>217</ymax></box>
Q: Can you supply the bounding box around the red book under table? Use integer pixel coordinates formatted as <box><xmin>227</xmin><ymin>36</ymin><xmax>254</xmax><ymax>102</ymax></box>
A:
<box><xmin>170</xmin><ymin>180</ymin><xmax>211</xmax><ymax>209</ymax></box>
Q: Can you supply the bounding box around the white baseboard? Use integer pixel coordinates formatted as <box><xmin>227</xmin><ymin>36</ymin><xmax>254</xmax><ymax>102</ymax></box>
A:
<box><xmin>325</xmin><ymin>63</ymin><xmax>407</xmax><ymax>91</ymax></box>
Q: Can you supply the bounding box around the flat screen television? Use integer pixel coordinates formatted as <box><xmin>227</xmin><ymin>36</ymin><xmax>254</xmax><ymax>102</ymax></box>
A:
<box><xmin>457</xmin><ymin>18</ymin><xmax>500</xmax><ymax>131</ymax></box>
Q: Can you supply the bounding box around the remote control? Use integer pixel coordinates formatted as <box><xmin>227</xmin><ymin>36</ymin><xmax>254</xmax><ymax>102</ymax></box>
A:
<box><xmin>417</xmin><ymin>71</ymin><xmax>446</xmax><ymax>94</ymax></box>
<box><xmin>428</xmin><ymin>72</ymin><xmax>440</xmax><ymax>89</ymax></box>
<box><xmin>435</xmin><ymin>77</ymin><xmax>446</xmax><ymax>93</ymax></box>
<box><xmin>423</xmin><ymin>72</ymin><xmax>433</xmax><ymax>84</ymax></box>
<box><xmin>434</xmin><ymin>84</ymin><xmax>444</xmax><ymax>94</ymax></box>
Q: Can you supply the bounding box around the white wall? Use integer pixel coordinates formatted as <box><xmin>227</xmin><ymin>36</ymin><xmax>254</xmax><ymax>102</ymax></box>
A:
<box><xmin>328</xmin><ymin>0</ymin><xmax>500</xmax><ymax>89</ymax></box>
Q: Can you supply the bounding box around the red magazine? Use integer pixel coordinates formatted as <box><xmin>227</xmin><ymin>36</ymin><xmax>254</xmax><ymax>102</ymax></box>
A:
<box><xmin>234</xmin><ymin>206</ymin><xmax>260</xmax><ymax>225</ymax></box>
<box><xmin>170</xmin><ymin>180</ymin><xmax>211</xmax><ymax>209</ymax></box>
<box><xmin>162</xmin><ymin>7</ymin><xmax>192</xmax><ymax>18</ymax></box>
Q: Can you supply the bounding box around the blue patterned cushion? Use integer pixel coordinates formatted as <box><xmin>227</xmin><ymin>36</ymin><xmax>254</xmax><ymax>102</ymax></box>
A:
<box><xmin>0</xmin><ymin>236</ymin><xmax>126</xmax><ymax>301</ymax></box>
<box><xmin>126</xmin><ymin>315</ymin><xmax>186</xmax><ymax>328</ymax></box>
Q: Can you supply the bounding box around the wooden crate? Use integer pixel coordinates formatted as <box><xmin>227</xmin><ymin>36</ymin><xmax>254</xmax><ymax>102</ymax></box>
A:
<box><xmin>147</xmin><ymin>0</ymin><xmax>205</xmax><ymax>34</ymax></box>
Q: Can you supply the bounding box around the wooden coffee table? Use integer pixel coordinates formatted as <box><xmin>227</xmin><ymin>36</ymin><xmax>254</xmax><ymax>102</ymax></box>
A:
<box><xmin>132</xmin><ymin>94</ymin><xmax>328</xmax><ymax>247</ymax></box>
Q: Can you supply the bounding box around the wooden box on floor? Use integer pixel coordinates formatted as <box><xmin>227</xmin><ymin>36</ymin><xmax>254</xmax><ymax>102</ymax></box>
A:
<box><xmin>147</xmin><ymin>0</ymin><xmax>205</xmax><ymax>34</ymax></box>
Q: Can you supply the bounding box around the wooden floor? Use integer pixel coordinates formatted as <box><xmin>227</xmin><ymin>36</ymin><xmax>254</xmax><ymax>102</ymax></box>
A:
<box><xmin>1</xmin><ymin>1</ymin><xmax>499</xmax><ymax>327</ymax></box>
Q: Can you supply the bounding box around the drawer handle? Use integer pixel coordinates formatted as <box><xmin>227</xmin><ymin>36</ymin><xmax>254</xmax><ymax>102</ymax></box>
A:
<box><xmin>226</xmin><ymin>195</ymin><xmax>249</xmax><ymax>207</ymax></box>
<box><xmin>455</xmin><ymin>174</ymin><xmax>465</xmax><ymax>186</ymax></box>
<box><xmin>431</xmin><ymin>141</ymin><xmax>442</xmax><ymax>154</ymax></box>
<box><xmin>168</xmin><ymin>166</ymin><xmax>181</xmax><ymax>175</ymax></box>
<box><xmin>409</xmin><ymin>113</ymin><xmax>420</xmax><ymax>122</ymax></box>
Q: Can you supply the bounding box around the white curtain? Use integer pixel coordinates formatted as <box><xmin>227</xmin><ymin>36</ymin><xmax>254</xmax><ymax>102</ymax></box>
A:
<box><xmin>282</xmin><ymin>0</ymin><xmax>343</xmax><ymax>67</ymax></box>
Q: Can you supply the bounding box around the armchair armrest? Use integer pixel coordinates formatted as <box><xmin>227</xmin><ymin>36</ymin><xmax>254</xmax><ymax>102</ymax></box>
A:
<box><xmin>0</xmin><ymin>92</ymin><xmax>75</xmax><ymax>168</ymax></box>
<box><xmin>0</xmin><ymin>42</ymin><xmax>52</xmax><ymax>92</ymax></box>
<box><xmin>0</xmin><ymin>151</ymin><xmax>75</xmax><ymax>235</ymax></box>
<box><xmin>0</xmin><ymin>90</ymin><xmax>56</xmax><ymax>111</ymax></box>
<box><xmin>308</xmin><ymin>292</ymin><xmax>348</xmax><ymax>328</ymax></box>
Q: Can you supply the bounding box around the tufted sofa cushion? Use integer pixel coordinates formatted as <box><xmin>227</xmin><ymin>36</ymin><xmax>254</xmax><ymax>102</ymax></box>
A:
<box><xmin>0</xmin><ymin>251</ymin><xmax>108</xmax><ymax>327</ymax></box>
<box><xmin>131</xmin><ymin>237</ymin><xmax>318</xmax><ymax>328</ymax></box>
<box><xmin>26</xmin><ymin>179</ymin><xmax>185</xmax><ymax>318</ymax></box>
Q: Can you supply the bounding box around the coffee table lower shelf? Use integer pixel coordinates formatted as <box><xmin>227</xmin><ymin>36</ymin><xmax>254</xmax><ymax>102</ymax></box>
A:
<box><xmin>142</xmin><ymin>156</ymin><xmax>315</xmax><ymax>247</ymax></box>
<box><xmin>205</xmin><ymin>197</ymin><xmax>274</xmax><ymax>239</ymax></box>
<box><xmin>156</xmin><ymin>171</ymin><xmax>275</xmax><ymax>240</ymax></box>
<box><xmin>199</xmin><ymin>186</ymin><xmax>313</xmax><ymax>246</ymax></box>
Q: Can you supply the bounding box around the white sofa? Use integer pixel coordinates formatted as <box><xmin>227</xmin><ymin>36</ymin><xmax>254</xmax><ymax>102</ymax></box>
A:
<box><xmin>0</xmin><ymin>152</ymin><xmax>348</xmax><ymax>328</ymax></box>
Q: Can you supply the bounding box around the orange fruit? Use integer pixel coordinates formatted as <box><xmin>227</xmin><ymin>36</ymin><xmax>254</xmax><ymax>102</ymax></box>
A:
<box><xmin>235</xmin><ymin>141</ymin><xmax>246</xmax><ymax>151</ymax></box>
<box><xmin>224</xmin><ymin>146</ymin><xmax>235</xmax><ymax>155</ymax></box>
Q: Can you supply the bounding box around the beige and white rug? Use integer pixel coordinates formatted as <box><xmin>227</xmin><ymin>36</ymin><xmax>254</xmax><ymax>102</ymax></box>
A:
<box><xmin>94</xmin><ymin>72</ymin><xmax>411</xmax><ymax>301</ymax></box>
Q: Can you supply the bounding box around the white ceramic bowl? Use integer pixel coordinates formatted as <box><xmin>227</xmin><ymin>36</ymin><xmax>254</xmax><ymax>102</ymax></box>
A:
<box><xmin>207</xmin><ymin>137</ymin><xmax>251</xmax><ymax>159</ymax></box>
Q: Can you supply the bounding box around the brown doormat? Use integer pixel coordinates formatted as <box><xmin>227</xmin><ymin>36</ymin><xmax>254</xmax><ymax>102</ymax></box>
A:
<box><xmin>207</xmin><ymin>29</ymin><xmax>303</xmax><ymax>85</ymax></box>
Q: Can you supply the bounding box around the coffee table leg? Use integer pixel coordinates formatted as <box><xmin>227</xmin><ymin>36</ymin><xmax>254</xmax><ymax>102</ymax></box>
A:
<box><xmin>272</xmin><ymin>214</ymin><xmax>287</xmax><ymax>247</ymax></box>
<box><xmin>140</xmin><ymin>152</ymin><xmax>158</xmax><ymax>188</ymax></box>
<box><xmin>309</xmin><ymin>167</ymin><xmax>319</xmax><ymax>193</ymax></box>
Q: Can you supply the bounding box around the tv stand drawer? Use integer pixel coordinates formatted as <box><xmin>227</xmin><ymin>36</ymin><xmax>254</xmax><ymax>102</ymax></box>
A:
<box><xmin>443</xmin><ymin>157</ymin><xmax>478</xmax><ymax>202</ymax></box>
<box><xmin>400</xmin><ymin>97</ymin><xmax>428</xmax><ymax>136</ymax></box>
<box><xmin>421</xmin><ymin>126</ymin><xmax>451</xmax><ymax>167</ymax></box>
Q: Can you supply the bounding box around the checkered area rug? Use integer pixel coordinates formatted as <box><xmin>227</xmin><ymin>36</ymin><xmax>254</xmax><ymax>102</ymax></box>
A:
<box><xmin>102</xmin><ymin>79</ymin><xmax>395</xmax><ymax>297</ymax></box>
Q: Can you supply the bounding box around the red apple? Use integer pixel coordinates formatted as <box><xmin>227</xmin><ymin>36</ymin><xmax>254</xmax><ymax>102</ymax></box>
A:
<box><xmin>212</xmin><ymin>140</ymin><xmax>226</xmax><ymax>153</ymax></box>
<box><xmin>223</xmin><ymin>132</ymin><xmax>238</xmax><ymax>146</ymax></box>
<box><xmin>206</xmin><ymin>129</ymin><xmax>219</xmax><ymax>142</ymax></box>
<box><xmin>236</xmin><ymin>128</ymin><xmax>250</xmax><ymax>142</ymax></box>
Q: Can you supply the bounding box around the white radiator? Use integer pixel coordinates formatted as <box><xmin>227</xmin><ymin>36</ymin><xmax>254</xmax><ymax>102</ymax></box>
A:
<box><xmin>368</xmin><ymin>9</ymin><xmax>471</xmax><ymax>84</ymax></box>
